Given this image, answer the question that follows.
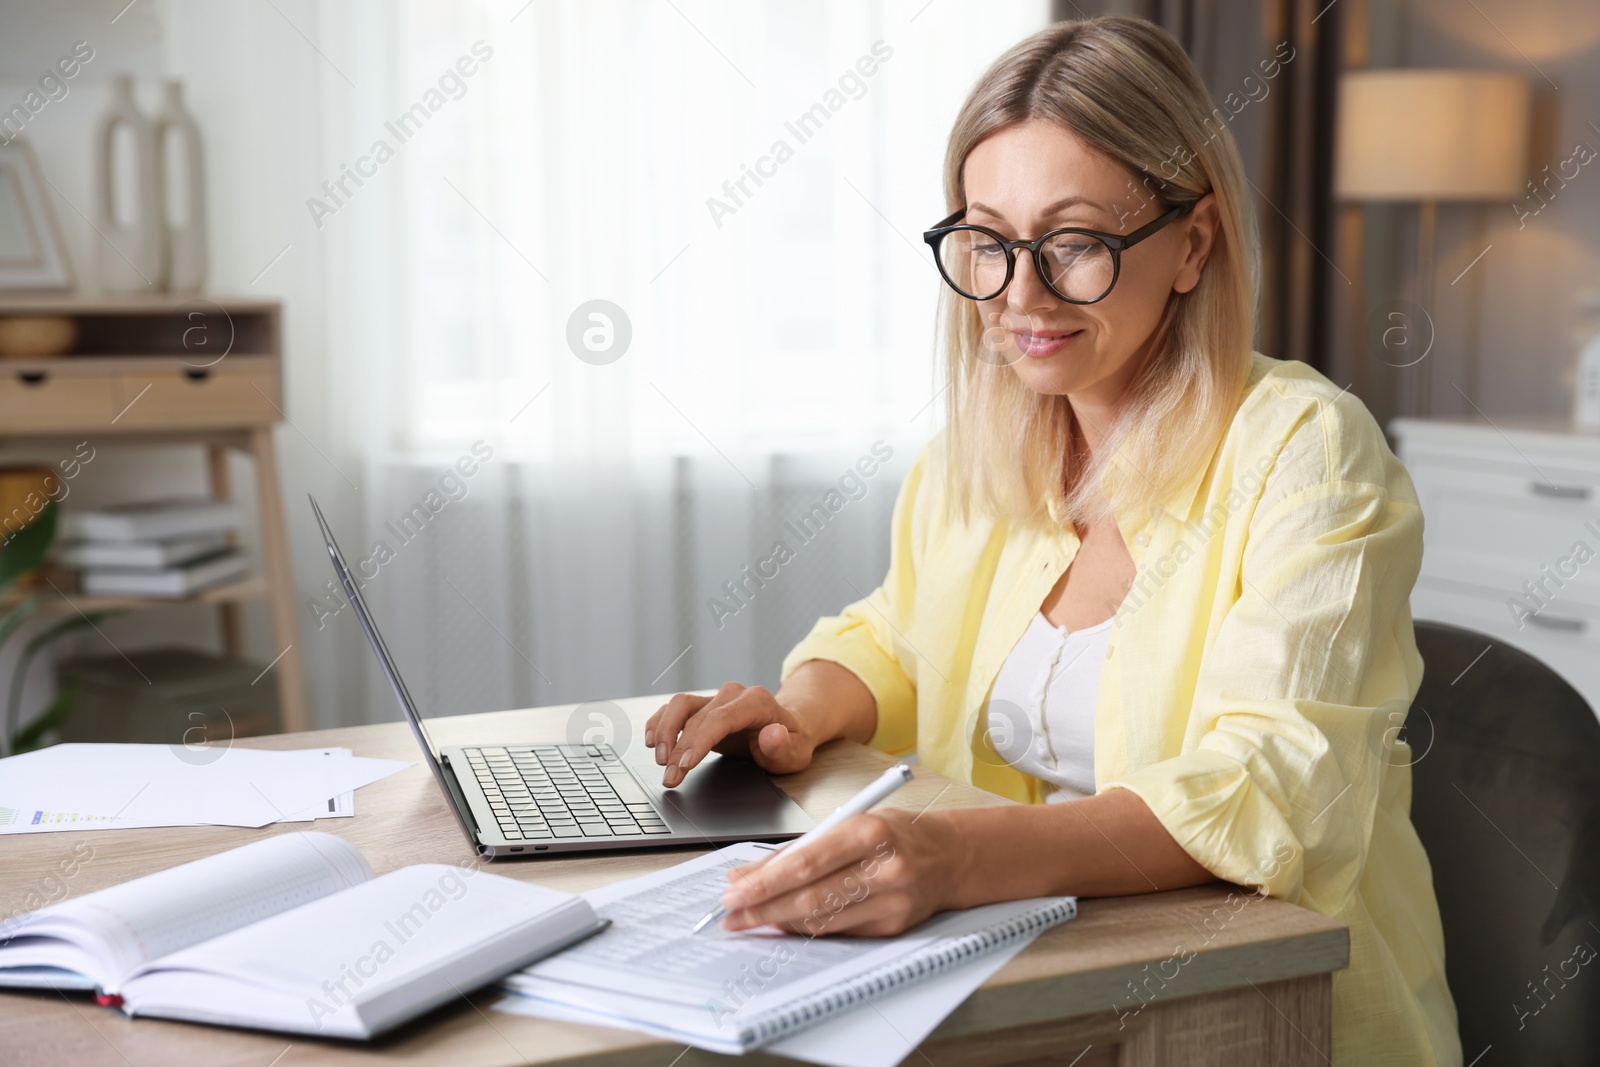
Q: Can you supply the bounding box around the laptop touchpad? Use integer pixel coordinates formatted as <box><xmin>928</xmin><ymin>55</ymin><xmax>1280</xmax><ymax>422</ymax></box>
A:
<box><xmin>631</xmin><ymin>753</ymin><xmax>811</xmax><ymax>836</ymax></box>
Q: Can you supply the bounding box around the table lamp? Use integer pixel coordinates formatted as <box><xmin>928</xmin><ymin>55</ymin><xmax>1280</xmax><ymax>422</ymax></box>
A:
<box><xmin>1335</xmin><ymin>69</ymin><xmax>1531</xmax><ymax>414</ymax></box>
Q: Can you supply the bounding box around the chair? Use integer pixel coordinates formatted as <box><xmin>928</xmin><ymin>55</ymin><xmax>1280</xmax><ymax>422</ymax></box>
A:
<box><xmin>1407</xmin><ymin>621</ymin><xmax>1600</xmax><ymax>1065</ymax></box>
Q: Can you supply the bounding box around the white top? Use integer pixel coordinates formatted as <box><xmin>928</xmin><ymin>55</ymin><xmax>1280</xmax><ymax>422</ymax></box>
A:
<box><xmin>984</xmin><ymin>611</ymin><xmax>1111</xmax><ymax>801</ymax></box>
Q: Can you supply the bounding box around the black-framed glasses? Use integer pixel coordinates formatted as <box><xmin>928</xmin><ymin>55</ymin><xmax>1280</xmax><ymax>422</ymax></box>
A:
<box><xmin>922</xmin><ymin>201</ymin><xmax>1192</xmax><ymax>304</ymax></box>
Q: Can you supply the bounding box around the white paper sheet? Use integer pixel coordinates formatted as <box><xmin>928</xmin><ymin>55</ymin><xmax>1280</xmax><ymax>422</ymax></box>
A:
<box><xmin>765</xmin><ymin>940</ymin><xmax>1026</xmax><ymax>1067</ymax></box>
<box><xmin>0</xmin><ymin>745</ymin><xmax>408</xmax><ymax>833</ymax></box>
<box><xmin>281</xmin><ymin>748</ymin><xmax>357</xmax><ymax>822</ymax></box>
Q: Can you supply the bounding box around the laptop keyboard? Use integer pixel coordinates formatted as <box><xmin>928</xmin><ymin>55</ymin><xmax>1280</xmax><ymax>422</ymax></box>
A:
<box><xmin>463</xmin><ymin>744</ymin><xmax>671</xmax><ymax>841</ymax></box>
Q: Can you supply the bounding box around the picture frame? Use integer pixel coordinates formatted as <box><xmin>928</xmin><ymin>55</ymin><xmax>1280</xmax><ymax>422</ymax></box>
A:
<box><xmin>0</xmin><ymin>139</ymin><xmax>74</xmax><ymax>291</ymax></box>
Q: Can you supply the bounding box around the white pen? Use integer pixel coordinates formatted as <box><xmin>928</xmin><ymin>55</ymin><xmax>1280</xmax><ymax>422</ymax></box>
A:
<box><xmin>690</xmin><ymin>762</ymin><xmax>916</xmax><ymax>935</ymax></box>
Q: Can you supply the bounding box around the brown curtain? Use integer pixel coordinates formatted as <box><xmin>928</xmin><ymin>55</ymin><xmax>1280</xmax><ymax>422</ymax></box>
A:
<box><xmin>1049</xmin><ymin>0</ymin><xmax>1342</xmax><ymax>373</ymax></box>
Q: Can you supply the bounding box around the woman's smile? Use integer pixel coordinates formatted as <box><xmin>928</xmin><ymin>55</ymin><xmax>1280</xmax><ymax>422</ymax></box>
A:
<box><xmin>1012</xmin><ymin>327</ymin><xmax>1084</xmax><ymax>358</ymax></box>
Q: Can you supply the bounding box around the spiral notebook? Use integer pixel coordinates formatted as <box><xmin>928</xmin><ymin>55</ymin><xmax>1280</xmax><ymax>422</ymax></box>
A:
<box><xmin>497</xmin><ymin>841</ymin><xmax>1076</xmax><ymax>1056</ymax></box>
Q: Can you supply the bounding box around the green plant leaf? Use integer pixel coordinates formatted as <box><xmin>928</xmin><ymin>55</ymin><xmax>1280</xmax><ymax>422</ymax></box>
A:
<box><xmin>0</xmin><ymin>593</ymin><xmax>43</xmax><ymax>654</ymax></box>
<box><xmin>0</xmin><ymin>499</ymin><xmax>59</xmax><ymax>599</ymax></box>
<box><xmin>13</xmin><ymin>686</ymin><xmax>77</xmax><ymax>753</ymax></box>
<box><xmin>18</xmin><ymin>609</ymin><xmax>112</xmax><ymax>660</ymax></box>
<box><xmin>5</xmin><ymin>608</ymin><xmax>116</xmax><ymax>757</ymax></box>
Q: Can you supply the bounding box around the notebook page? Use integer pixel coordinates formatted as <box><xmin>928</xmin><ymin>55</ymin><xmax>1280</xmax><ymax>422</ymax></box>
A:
<box><xmin>143</xmin><ymin>864</ymin><xmax>571</xmax><ymax>983</ymax></box>
<box><xmin>21</xmin><ymin>832</ymin><xmax>370</xmax><ymax>991</ymax></box>
<box><xmin>495</xmin><ymin>940</ymin><xmax>1031</xmax><ymax>1067</ymax></box>
<box><xmin>505</xmin><ymin>842</ymin><xmax>1074</xmax><ymax>1050</ymax></box>
<box><xmin>127</xmin><ymin>865</ymin><xmax>591</xmax><ymax>1037</ymax></box>
<box><xmin>514</xmin><ymin>843</ymin><xmax>942</xmax><ymax>1014</ymax></box>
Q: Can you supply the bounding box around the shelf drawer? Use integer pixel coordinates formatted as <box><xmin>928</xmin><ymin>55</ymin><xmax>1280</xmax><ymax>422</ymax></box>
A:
<box><xmin>0</xmin><ymin>367</ymin><xmax>119</xmax><ymax>429</ymax></box>
<box><xmin>112</xmin><ymin>364</ymin><xmax>280</xmax><ymax>430</ymax></box>
<box><xmin>1412</xmin><ymin>578</ymin><xmax>1600</xmax><ymax>719</ymax></box>
<box><xmin>0</xmin><ymin>360</ymin><xmax>281</xmax><ymax>432</ymax></box>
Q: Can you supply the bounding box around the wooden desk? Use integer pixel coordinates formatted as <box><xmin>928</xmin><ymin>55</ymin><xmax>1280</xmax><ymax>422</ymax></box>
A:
<box><xmin>0</xmin><ymin>695</ymin><xmax>1348</xmax><ymax>1066</ymax></box>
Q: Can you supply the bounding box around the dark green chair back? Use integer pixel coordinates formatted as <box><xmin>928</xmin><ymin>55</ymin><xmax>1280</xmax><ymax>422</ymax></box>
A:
<box><xmin>1408</xmin><ymin>621</ymin><xmax>1600</xmax><ymax>1066</ymax></box>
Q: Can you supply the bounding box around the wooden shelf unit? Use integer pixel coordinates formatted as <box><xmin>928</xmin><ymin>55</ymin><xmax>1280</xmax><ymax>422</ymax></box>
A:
<box><xmin>0</xmin><ymin>295</ymin><xmax>307</xmax><ymax>731</ymax></box>
<box><xmin>2</xmin><ymin>575</ymin><xmax>269</xmax><ymax>614</ymax></box>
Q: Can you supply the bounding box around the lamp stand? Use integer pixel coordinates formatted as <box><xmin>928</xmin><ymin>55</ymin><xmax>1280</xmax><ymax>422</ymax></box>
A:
<box><xmin>1410</xmin><ymin>199</ymin><xmax>1437</xmax><ymax>418</ymax></box>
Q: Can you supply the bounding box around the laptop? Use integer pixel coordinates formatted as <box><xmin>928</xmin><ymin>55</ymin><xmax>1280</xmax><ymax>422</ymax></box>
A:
<box><xmin>309</xmin><ymin>496</ymin><xmax>816</xmax><ymax>858</ymax></box>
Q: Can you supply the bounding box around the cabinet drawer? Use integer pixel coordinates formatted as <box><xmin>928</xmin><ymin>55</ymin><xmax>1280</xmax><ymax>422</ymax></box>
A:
<box><xmin>1406</xmin><ymin>459</ymin><xmax>1600</xmax><ymax>609</ymax></box>
<box><xmin>112</xmin><ymin>365</ymin><xmax>280</xmax><ymax>430</ymax></box>
<box><xmin>0</xmin><ymin>368</ymin><xmax>119</xmax><ymax>429</ymax></box>
<box><xmin>1412</xmin><ymin>578</ymin><xmax>1600</xmax><ymax>718</ymax></box>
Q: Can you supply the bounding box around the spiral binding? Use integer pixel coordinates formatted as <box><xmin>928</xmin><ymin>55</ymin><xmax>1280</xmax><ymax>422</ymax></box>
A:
<box><xmin>734</xmin><ymin>897</ymin><xmax>1077</xmax><ymax>1049</ymax></box>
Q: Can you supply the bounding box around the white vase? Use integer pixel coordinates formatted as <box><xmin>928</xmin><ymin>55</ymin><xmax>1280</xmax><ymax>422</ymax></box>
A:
<box><xmin>154</xmin><ymin>80</ymin><xmax>207</xmax><ymax>294</ymax></box>
<box><xmin>94</xmin><ymin>75</ymin><xmax>165</xmax><ymax>293</ymax></box>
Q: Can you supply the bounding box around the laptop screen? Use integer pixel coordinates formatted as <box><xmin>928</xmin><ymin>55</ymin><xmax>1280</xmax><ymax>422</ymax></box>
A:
<box><xmin>308</xmin><ymin>495</ymin><xmax>482</xmax><ymax>851</ymax></box>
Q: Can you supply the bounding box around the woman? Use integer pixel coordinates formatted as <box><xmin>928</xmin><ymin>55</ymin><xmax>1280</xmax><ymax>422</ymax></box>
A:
<box><xmin>646</xmin><ymin>16</ymin><xmax>1458</xmax><ymax>1066</ymax></box>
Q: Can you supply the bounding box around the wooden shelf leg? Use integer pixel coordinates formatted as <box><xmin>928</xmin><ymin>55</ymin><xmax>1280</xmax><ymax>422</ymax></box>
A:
<box><xmin>207</xmin><ymin>444</ymin><xmax>244</xmax><ymax>658</ymax></box>
<box><xmin>248</xmin><ymin>426</ymin><xmax>310</xmax><ymax>733</ymax></box>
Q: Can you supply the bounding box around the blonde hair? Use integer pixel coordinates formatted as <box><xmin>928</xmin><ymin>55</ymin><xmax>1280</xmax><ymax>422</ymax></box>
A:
<box><xmin>937</xmin><ymin>16</ymin><xmax>1257</xmax><ymax>529</ymax></box>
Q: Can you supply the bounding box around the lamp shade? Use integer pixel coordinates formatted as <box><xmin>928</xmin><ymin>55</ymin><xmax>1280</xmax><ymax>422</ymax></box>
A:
<box><xmin>1335</xmin><ymin>70</ymin><xmax>1531</xmax><ymax>201</ymax></box>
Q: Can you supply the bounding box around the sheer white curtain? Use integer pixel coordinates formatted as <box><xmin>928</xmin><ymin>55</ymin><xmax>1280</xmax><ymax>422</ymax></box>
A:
<box><xmin>313</xmin><ymin>0</ymin><xmax>1050</xmax><ymax>722</ymax></box>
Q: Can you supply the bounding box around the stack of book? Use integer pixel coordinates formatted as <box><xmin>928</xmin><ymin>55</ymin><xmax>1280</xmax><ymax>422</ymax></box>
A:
<box><xmin>59</xmin><ymin>499</ymin><xmax>247</xmax><ymax>598</ymax></box>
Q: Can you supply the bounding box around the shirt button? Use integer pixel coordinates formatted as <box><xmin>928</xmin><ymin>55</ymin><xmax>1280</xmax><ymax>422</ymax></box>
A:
<box><xmin>1134</xmin><ymin>532</ymin><xmax>1150</xmax><ymax>546</ymax></box>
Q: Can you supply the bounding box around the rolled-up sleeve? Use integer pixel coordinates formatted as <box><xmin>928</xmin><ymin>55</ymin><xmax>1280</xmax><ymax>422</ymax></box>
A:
<box><xmin>779</xmin><ymin>444</ymin><xmax>931</xmax><ymax>755</ymax></box>
<box><xmin>1105</xmin><ymin>421</ymin><xmax>1425</xmax><ymax>907</ymax></box>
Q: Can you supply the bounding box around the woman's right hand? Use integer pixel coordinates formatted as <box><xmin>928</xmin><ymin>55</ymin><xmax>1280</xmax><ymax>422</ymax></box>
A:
<box><xmin>644</xmin><ymin>682</ymin><xmax>817</xmax><ymax>787</ymax></box>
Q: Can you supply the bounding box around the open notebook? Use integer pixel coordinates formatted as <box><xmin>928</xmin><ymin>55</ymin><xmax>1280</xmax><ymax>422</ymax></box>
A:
<box><xmin>0</xmin><ymin>832</ymin><xmax>602</xmax><ymax>1038</ymax></box>
<box><xmin>499</xmin><ymin>841</ymin><xmax>1076</xmax><ymax>1055</ymax></box>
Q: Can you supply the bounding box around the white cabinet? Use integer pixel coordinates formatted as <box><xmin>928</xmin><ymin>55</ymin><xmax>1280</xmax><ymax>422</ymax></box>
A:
<box><xmin>1390</xmin><ymin>417</ymin><xmax>1600</xmax><ymax>717</ymax></box>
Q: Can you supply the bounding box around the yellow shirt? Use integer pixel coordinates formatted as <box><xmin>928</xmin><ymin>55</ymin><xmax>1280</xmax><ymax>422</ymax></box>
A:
<box><xmin>780</xmin><ymin>353</ymin><xmax>1460</xmax><ymax>1066</ymax></box>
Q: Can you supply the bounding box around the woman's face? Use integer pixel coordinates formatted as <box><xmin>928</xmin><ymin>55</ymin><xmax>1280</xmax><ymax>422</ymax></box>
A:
<box><xmin>960</xmin><ymin>120</ymin><xmax>1218</xmax><ymax>411</ymax></box>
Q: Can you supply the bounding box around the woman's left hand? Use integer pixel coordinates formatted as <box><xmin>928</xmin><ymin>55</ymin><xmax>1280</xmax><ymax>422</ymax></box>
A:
<box><xmin>720</xmin><ymin>809</ymin><xmax>960</xmax><ymax>937</ymax></box>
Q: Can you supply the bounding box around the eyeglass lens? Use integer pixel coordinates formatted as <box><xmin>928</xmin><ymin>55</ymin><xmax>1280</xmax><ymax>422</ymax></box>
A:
<box><xmin>935</xmin><ymin>229</ymin><xmax>1116</xmax><ymax>302</ymax></box>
